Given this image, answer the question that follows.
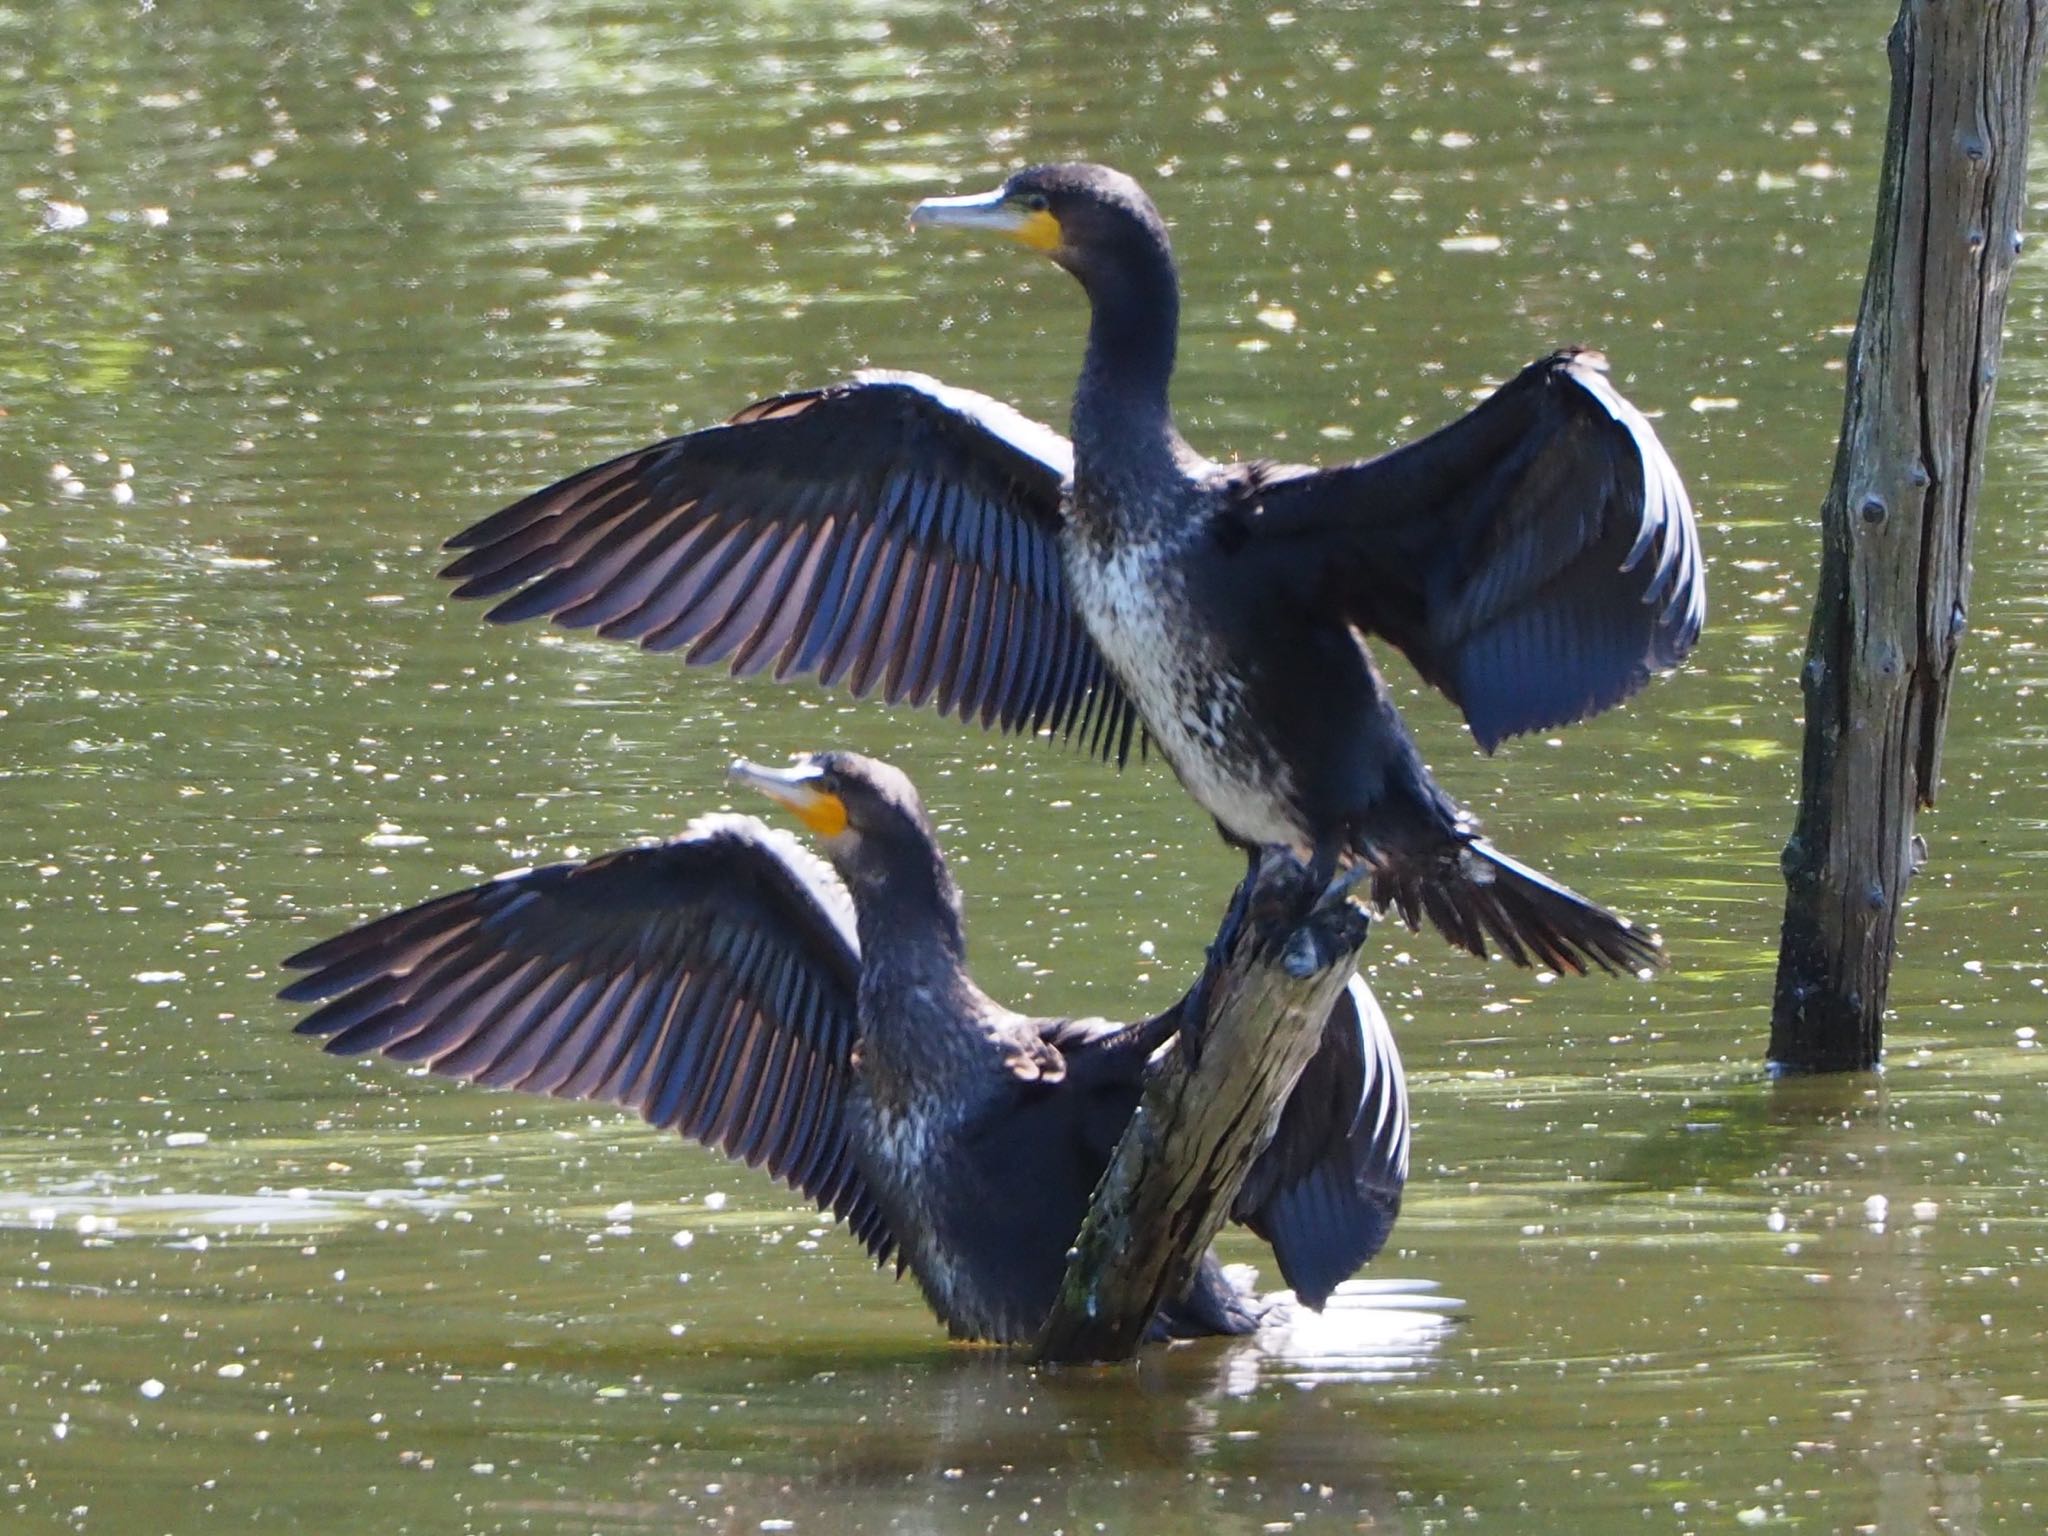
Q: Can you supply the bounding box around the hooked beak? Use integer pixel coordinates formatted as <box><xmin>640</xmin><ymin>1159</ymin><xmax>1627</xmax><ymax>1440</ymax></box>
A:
<box><xmin>729</xmin><ymin>758</ymin><xmax>849</xmax><ymax>838</ymax></box>
<box><xmin>910</xmin><ymin>185</ymin><xmax>1062</xmax><ymax>253</ymax></box>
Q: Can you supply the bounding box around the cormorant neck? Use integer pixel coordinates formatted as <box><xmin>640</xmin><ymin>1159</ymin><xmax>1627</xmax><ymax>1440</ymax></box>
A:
<box><xmin>839</xmin><ymin>832</ymin><xmax>988</xmax><ymax>1090</ymax></box>
<box><xmin>843</xmin><ymin>835</ymin><xmax>969</xmax><ymax>989</ymax></box>
<box><xmin>1070</xmin><ymin>249</ymin><xmax>1183</xmax><ymax>488</ymax></box>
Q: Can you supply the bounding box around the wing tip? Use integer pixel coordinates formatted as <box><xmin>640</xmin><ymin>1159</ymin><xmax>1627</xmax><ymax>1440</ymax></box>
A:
<box><xmin>276</xmin><ymin>971</ymin><xmax>329</xmax><ymax>1003</ymax></box>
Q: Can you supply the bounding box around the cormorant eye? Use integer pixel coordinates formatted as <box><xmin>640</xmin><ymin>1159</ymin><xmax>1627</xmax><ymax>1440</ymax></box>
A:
<box><xmin>1019</xmin><ymin>191</ymin><xmax>1050</xmax><ymax>213</ymax></box>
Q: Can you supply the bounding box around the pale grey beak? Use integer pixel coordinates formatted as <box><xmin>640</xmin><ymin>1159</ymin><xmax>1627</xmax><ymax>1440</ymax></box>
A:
<box><xmin>728</xmin><ymin>757</ymin><xmax>823</xmax><ymax>798</ymax></box>
<box><xmin>909</xmin><ymin>186</ymin><xmax>1029</xmax><ymax>235</ymax></box>
<box><xmin>729</xmin><ymin>757</ymin><xmax>847</xmax><ymax>836</ymax></box>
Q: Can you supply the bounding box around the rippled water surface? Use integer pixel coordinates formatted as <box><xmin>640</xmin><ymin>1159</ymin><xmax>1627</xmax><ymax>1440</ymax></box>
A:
<box><xmin>5</xmin><ymin>0</ymin><xmax>2047</xmax><ymax>1530</ymax></box>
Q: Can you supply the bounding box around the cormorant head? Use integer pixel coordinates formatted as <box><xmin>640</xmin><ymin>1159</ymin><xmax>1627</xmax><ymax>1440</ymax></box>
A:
<box><xmin>728</xmin><ymin>751</ymin><xmax>956</xmax><ymax>913</ymax></box>
<box><xmin>911</xmin><ymin>162</ymin><xmax>1174</xmax><ymax>293</ymax></box>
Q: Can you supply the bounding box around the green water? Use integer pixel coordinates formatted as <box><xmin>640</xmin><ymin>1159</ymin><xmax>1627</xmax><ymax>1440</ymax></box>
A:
<box><xmin>4</xmin><ymin>0</ymin><xmax>2046</xmax><ymax>1529</ymax></box>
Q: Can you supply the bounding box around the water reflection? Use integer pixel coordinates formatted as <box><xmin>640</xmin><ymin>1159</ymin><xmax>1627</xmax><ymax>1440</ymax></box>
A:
<box><xmin>0</xmin><ymin>1183</ymin><xmax>460</xmax><ymax>1235</ymax></box>
<box><xmin>1221</xmin><ymin>1279</ymin><xmax>1460</xmax><ymax>1396</ymax></box>
<box><xmin>504</xmin><ymin>1322</ymin><xmax>1456</xmax><ymax>1534</ymax></box>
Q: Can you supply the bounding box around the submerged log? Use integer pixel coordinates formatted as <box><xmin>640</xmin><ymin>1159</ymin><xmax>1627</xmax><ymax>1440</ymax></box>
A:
<box><xmin>1771</xmin><ymin>0</ymin><xmax>2045</xmax><ymax>1072</ymax></box>
<box><xmin>1034</xmin><ymin>851</ymin><xmax>1368</xmax><ymax>1364</ymax></box>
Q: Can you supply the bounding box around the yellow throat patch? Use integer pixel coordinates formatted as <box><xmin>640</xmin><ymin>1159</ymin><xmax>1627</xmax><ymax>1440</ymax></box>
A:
<box><xmin>1012</xmin><ymin>207</ymin><xmax>1063</xmax><ymax>253</ymax></box>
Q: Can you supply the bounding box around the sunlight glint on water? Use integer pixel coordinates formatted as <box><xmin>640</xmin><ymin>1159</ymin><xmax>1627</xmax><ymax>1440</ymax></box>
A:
<box><xmin>2</xmin><ymin>1</ymin><xmax>2044</xmax><ymax>1530</ymax></box>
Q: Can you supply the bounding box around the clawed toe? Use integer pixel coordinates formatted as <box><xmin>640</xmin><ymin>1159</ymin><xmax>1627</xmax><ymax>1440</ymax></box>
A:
<box><xmin>1282</xmin><ymin>892</ymin><xmax>1371</xmax><ymax>976</ymax></box>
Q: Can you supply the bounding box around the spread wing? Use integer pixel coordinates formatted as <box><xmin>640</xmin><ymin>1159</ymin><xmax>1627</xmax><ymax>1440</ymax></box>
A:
<box><xmin>1044</xmin><ymin>974</ymin><xmax>1412</xmax><ymax>1313</ymax></box>
<box><xmin>443</xmin><ymin>371</ymin><xmax>1142</xmax><ymax>763</ymax></box>
<box><xmin>1244</xmin><ymin>348</ymin><xmax>1702</xmax><ymax>749</ymax></box>
<box><xmin>278</xmin><ymin>814</ymin><xmax>895</xmax><ymax>1264</ymax></box>
<box><xmin>1233</xmin><ymin>975</ymin><xmax>1410</xmax><ymax>1309</ymax></box>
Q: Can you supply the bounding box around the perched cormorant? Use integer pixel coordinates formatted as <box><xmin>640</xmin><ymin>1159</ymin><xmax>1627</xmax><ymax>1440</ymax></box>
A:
<box><xmin>280</xmin><ymin>751</ymin><xmax>1409</xmax><ymax>1344</ymax></box>
<box><xmin>441</xmin><ymin>164</ymin><xmax>1701</xmax><ymax>975</ymax></box>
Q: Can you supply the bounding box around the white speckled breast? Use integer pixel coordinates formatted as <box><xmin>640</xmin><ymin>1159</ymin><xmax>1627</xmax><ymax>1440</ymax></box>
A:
<box><xmin>851</xmin><ymin>1090</ymin><xmax>978</xmax><ymax>1326</ymax></box>
<box><xmin>1064</xmin><ymin>535</ymin><xmax>1302</xmax><ymax>848</ymax></box>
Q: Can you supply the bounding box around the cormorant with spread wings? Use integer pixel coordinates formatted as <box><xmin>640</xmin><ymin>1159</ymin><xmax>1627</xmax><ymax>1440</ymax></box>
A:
<box><xmin>282</xmin><ymin>752</ymin><xmax>1409</xmax><ymax>1344</ymax></box>
<box><xmin>442</xmin><ymin>164</ymin><xmax>1702</xmax><ymax>975</ymax></box>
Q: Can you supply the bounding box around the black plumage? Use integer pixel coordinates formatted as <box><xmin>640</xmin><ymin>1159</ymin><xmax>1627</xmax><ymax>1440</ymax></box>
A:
<box><xmin>443</xmin><ymin>164</ymin><xmax>1703</xmax><ymax>974</ymax></box>
<box><xmin>444</xmin><ymin>376</ymin><xmax>1141</xmax><ymax>763</ymax></box>
<box><xmin>280</xmin><ymin>751</ymin><xmax>1409</xmax><ymax>1341</ymax></box>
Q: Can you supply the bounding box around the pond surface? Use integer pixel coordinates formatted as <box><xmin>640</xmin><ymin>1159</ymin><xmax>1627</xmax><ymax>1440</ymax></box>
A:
<box><xmin>4</xmin><ymin>0</ymin><xmax>2047</xmax><ymax>1530</ymax></box>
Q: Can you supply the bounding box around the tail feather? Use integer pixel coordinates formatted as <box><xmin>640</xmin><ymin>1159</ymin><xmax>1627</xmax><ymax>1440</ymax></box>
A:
<box><xmin>1371</xmin><ymin>838</ymin><xmax>1660</xmax><ymax>975</ymax></box>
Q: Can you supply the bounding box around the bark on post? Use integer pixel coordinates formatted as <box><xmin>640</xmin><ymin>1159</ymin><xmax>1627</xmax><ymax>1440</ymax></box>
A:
<box><xmin>1034</xmin><ymin>851</ymin><xmax>1367</xmax><ymax>1364</ymax></box>
<box><xmin>1771</xmin><ymin>0</ymin><xmax>2044</xmax><ymax>1072</ymax></box>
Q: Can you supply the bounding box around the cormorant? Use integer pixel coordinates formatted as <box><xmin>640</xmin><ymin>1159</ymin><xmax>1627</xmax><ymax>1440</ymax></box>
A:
<box><xmin>279</xmin><ymin>751</ymin><xmax>1409</xmax><ymax>1345</ymax></box>
<box><xmin>441</xmin><ymin>164</ymin><xmax>1701</xmax><ymax>975</ymax></box>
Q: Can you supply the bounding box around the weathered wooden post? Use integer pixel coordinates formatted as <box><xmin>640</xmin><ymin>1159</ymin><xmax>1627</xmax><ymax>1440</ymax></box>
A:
<box><xmin>1035</xmin><ymin>851</ymin><xmax>1368</xmax><ymax>1364</ymax></box>
<box><xmin>1772</xmin><ymin>0</ymin><xmax>2045</xmax><ymax>1072</ymax></box>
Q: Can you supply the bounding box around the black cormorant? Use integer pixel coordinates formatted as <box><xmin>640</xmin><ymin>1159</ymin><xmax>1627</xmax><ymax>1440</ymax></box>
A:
<box><xmin>280</xmin><ymin>751</ymin><xmax>1409</xmax><ymax>1344</ymax></box>
<box><xmin>441</xmin><ymin>164</ymin><xmax>1702</xmax><ymax>975</ymax></box>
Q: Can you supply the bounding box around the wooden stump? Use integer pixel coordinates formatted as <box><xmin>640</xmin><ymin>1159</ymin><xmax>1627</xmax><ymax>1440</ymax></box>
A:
<box><xmin>1771</xmin><ymin>0</ymin><xmax>2045</xmax><ymax>1072</ymax></box>
<box><xmin>1034</xmin><ymin>850</ymin><xmax>1369</xmax><ymax>1364</ymax></box>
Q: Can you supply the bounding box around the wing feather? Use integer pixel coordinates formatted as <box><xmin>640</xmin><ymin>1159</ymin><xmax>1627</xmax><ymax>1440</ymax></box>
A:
<box><xmin>281</xmin><ymin>814</ymin><xmax>894</xmax><ymax>1265</ymax></box>
<box><xmin>1246</xmin><ymin>349</ymin><xmax>1703</xmax><ymax>749</ymax></box>
<box><xmin>445</xmin><ymin>373</ymin><xmax>1138</xmax><ymax>763</ymax></box>
<box><xmin>1234</xmin><ymin>974</ymin><xmax>1411</xmax><ymax>1309</ymax></box>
